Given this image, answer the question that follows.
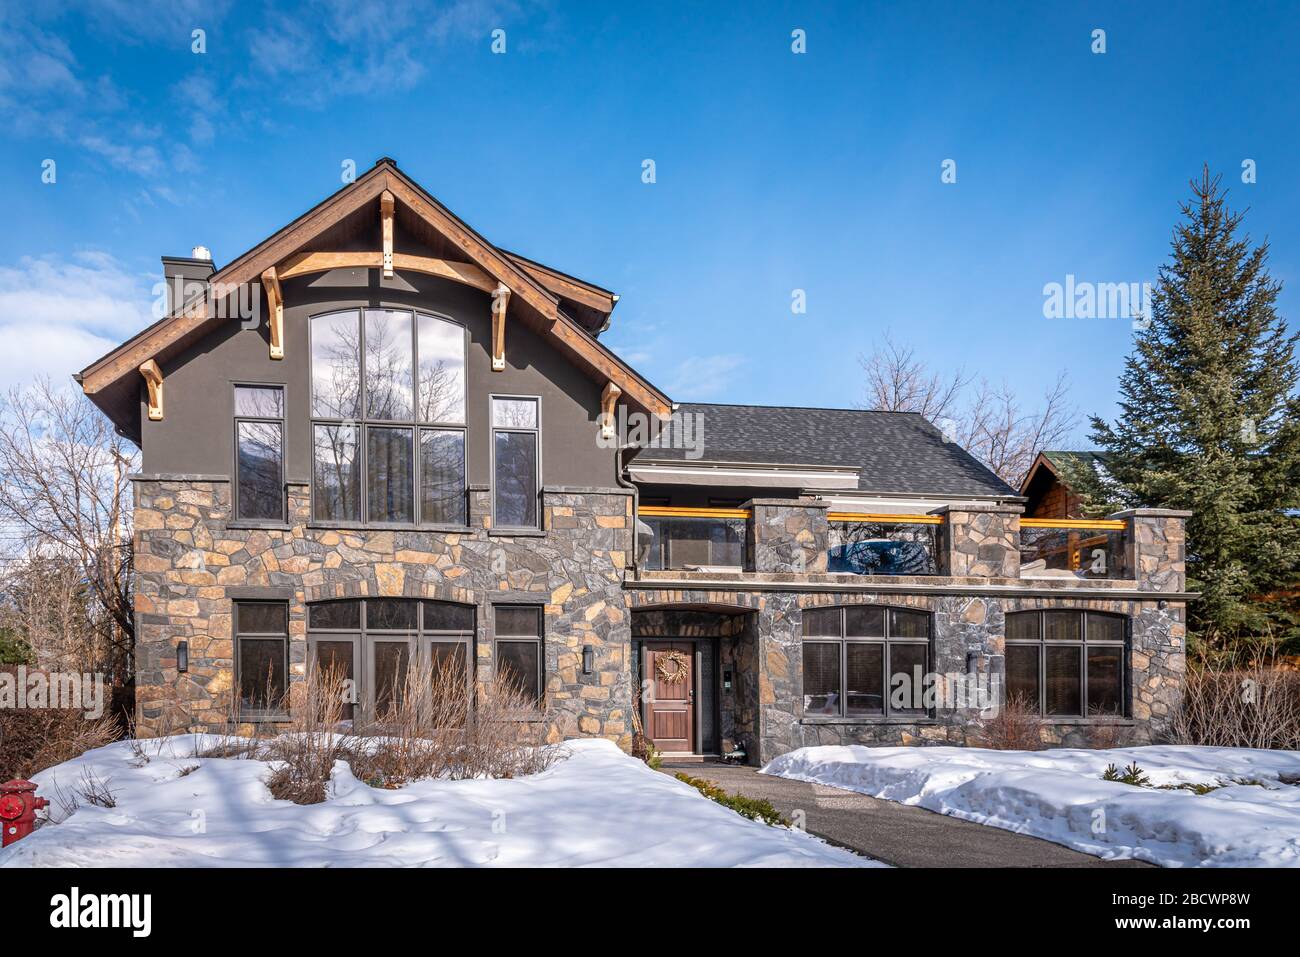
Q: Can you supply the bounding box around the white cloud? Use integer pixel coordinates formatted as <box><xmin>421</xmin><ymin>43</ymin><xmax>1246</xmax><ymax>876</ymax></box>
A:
<box><xmin>0</xmin><ymin>252</ymin><xmax>155</xmax><ymax>389</ymax></box>
<box><xmin>664</xmin><ymin>354</ymin><xmax>746</xmax><ymax>400</ymax></box>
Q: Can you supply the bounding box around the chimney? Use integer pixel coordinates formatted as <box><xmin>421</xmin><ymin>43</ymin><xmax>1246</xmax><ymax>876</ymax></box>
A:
<box><xmin>161</xmin><ymin>250</ymin><xmax>216</xmax><ymax>314</ymax></box>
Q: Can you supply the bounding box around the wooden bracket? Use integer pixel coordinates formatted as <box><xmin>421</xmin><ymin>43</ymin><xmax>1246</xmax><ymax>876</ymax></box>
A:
<box><xmin>380</xmin><ymin>190</ymin><xmax>395</xmax><ymax>278</ymax></box>
<box><xmin>261</xmin><ymin>266</ymin><xmax>284</xmax><ymax>360</ymax></box>
<box><xmin>491</xmin><ymin>283</ymin><xmax>510</xmax><ymax>371</ymax></box>
<box><xmin>140</xmin><ymin>359</ymin><xmax>164</xmax><ymax>421</ymax></box>
<box><xmin>600</xmin><ymin>382</ymin><xmax>622</xmax><ymax>439</ymax></box>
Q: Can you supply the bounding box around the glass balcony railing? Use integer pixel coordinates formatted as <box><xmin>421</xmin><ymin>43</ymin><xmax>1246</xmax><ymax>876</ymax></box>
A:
<box><xmin>1018</xmin><ymin>519</ymin><xmax>1127</xmax><ymax>580</ymax></box>
<box><xmin>638</xmin><ymin>507</ymin><xmax>747</xmax><ymax>571</ymax></box>
<box><xmin>826</xmin><ymin>514</ymin><xmax>940</xmax><ymax>576</ymax></box>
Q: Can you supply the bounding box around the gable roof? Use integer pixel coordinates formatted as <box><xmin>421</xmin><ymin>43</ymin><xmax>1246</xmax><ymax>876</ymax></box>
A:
<box><xmin>1019</xmin><ymin>450</ymin><xmax>1109</xmax><ymax>495</ymax></box>
<box><xmin>636</xmin><ymin>402</ymin><xmax>1018</xmax><ymax>498</ymax></box>
<box><xmin>77</xmin><ymin>157</ymin><xmax>668</xmax><ymax>437</ymax></box>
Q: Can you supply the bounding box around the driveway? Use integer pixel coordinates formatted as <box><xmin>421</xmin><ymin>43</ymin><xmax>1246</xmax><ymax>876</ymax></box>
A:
<box><xmin>662</xmin><ymin>762</ymin><xmax>1154</xmax><ymax>868</ymax></box>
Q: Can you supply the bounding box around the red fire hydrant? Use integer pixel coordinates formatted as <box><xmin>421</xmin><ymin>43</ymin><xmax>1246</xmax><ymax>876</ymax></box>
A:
<box><xmin>0</xmin><ymin>780</ymin><xmax>48</xmax><ymax>848</ymax></box>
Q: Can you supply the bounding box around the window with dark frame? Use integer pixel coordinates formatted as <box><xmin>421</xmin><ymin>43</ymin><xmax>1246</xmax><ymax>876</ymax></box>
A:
<box><xmin>234</xmin><ymin>385</ymin><xmax>285</xmax><ymax>522</ymax></box>
<box><xmin>310</xmin><ymin>308</ymin><xmax>467</xmax><ymax>526</ymax></box>
<box><xmin>1004</xmin><ymin>610</ymin><xmax>1128</xmax><ymax>717</ymax></box>
<box><xmin>493</xmin><ymin>604</ymin><xmax>543</xmax><ymax>705</ymax></box>
<box><xmin>801</xmin><ymin>606</ymin><xmax>932</xmax><ymax>718</ymax></box>
<box><xmin>491</xmin><ymin>396</ymin><xmax>540</xmax><ymax>528</ymax></box>
<box><xmin>306</xmin><ymin>598</ymin><xmax>474</xmax><ymax>723</ymax></box>
<box><xmin>235</xmin><ymin>601</ymin><xmax>289</xmax><ymax>718</ymax></box>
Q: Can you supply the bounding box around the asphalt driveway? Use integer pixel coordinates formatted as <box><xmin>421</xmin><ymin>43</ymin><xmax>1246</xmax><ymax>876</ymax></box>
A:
<box><xmin>663</xmin><ymin>762</ymin><xmax>1154</xmax><ymax>868</ymax></box>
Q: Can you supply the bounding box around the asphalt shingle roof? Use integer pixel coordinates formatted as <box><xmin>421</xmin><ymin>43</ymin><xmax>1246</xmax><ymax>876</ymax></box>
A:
<box><xmin>639</xmin><ymin>402</ymin><xmax>1017</xmax><ymax>498</ymax></box>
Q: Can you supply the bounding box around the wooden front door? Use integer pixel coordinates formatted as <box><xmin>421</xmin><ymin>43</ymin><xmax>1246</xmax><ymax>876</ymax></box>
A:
<box><xmin>645</xmin><ymin>642</ymin><xmax>694</xmax><ymax>752</ymax></box>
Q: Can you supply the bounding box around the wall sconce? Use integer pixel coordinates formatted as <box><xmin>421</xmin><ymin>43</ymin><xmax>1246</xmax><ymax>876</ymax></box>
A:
<box><xmin>582</xmin><ymin>645</ymin><xmax>594</xmax><ymax>675</ymax></box>
<box><xmin>965</xmin><ymin>652</ymin><xmax>979</xmax><ymax>674</ymax></box>
<box><xmin>177</xmin><ymin>640</ymin><xmax>189</xmax><ymax>673</ymax></box>
<box><xmin>723</xmin><ymin>670</ymin><xmax>733</xmax><ymax>692</ymax></box>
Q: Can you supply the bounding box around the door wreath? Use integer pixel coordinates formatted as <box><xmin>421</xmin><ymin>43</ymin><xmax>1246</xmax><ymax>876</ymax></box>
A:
<box><xmin>655</xmin><ymin>649</ymin><xmax>690</xmax><ymax>684</ymax></box>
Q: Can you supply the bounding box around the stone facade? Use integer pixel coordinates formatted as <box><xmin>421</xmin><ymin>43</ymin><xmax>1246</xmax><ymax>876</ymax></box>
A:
<box><xmin>133</xmin><ymin>476</ymin><xmax>635</xmax><ymax>746</ymax></box>
<box><xmin>135</xmin><ymin>468</ymin><xmax>1190</xmax><ymax>767</ymax></box>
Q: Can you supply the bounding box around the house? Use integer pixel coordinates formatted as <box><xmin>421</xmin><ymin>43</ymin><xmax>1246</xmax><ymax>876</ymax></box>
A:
<box><xmin>1020</xmin><ymin>450</ymin><xmax>1110</xmax><ymax>519</ymax></box>
<box><xmin>77</xmin><ymin>159</ymin><xmax>1192</xmax><ymax>763</ymax></box>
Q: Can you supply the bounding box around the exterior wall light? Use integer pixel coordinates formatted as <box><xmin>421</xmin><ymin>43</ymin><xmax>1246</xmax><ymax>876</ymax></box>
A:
<box><xmin>582</xmin><ymin>645</ymin><xmax>594</xmax><ymax>675</ymax></box>
<box><xmin>177</xmin><ymin>639</ymin><xmax>189</xmax><ymax>673</ymax></box>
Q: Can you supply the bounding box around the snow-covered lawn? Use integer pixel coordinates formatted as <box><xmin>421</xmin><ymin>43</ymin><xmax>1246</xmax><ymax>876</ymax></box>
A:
<box><xmin>1</xmin><ymin>737</ymin><xmax>871</xmax><ymax>868</ymax></box>
<box><xmin>763</xmin><ymin>744</ymin><xmax>1300</xmax><ymax>867</ymax></box>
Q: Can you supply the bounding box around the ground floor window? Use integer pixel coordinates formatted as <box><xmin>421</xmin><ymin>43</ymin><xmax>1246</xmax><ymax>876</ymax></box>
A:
<box><xmin>801</xmin><ymin>605</ymin><xmax>932</xmax><ymax>717</ymax></box>
<box><xmin>235</xmin><ymin>601</ymin><xmax>289</xmax><ymax>719</ymax></box>
<box><xmin>1004</xmin><ymin>610</ymin><xmax>1128</xmax><ymax>717</ymax></box>
<box><xmin>306</xmin><ymin>598</ymin><xmax>474</xmax><ymax>723</ymax></box>
<box><xmin>493</xmin><ymin>605</ymin><xmax>543</xmax><ymax>704</ymax></box>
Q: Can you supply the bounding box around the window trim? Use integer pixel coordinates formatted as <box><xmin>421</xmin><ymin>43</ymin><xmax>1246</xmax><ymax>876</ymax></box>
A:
<box><xmin>492</xmin><ymin>603</ymin><xmax>544</xmax><ymax>706</ymax></box>
<box><xmin>234</xmin><ymin>600</ymin><xmax>290</xmax><ymax>722</ymax></box>
<box><xmin>1004</xmin><ymin>609</ymin><xmax>1129</xmax><ymax>718</ymax></box>
<box><xmin>231</xmin><ymin>382</ymin><xmax>286</xmax><ymax>526</ymax></box>
<box><xmin>489</xmin><ymin>393</ymin><xmax>542</xmax><ymax>530</ymax></box>
<box><xmin>800</xmin><ymin>606</ymin><xmax>933</xmax><ymax>720</ymax></box>
<box><xmin>308</xmin><ymin>307</ymin><xmax>469</xmax><ymax>528</ymax></box>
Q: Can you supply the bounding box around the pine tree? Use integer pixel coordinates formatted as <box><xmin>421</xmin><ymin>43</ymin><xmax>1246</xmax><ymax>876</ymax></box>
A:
<box><xmin>1083</xmin><ymin>169</ymin><xmax>1300</xmax><ymax>650</ymax></box>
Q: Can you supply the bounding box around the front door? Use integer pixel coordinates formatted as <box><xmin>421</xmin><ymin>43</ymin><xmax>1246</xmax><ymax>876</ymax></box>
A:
<box><xmin>645</xmin><ymin>642</ymin><xmax>694</xmax><ymax>753</ymax></box>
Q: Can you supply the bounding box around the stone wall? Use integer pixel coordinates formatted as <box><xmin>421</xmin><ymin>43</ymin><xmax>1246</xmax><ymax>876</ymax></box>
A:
<box><xmin>934</xmin><ymin>503</ymin><xmax>1023</xmax><ymax>578</ymax></box>
<box><xmin>747</xmin><ymin>499</ymin><xmax>828</xmax><ymax>573</ymax></box>
<box><xmin>133</xmin><ymin>476</ymin><xmax>635</xmax><ymax>746</ymax></box>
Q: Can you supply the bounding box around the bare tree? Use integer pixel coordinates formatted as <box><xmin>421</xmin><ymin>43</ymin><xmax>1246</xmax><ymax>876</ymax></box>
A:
<box><xmin>858</xmin><ymin>336</ymin><xmax>1077</xmax><ymax>487</ymax></box>
<box><xmin>859</xmin><ymin>332</ymin><xmax>970</xmax><ymax>421</ymax></box>
<box><xmin>958</xmin><ymin>373</ymin><xmax>1076</xmax><ymax>487</ymax></box>
<box><xmin>0</xmin><ymin>379</ymin><xmax>135</xmax><ymax>674</ymax></box>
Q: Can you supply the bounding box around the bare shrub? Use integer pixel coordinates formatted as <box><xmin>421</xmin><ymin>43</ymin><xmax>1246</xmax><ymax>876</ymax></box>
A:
<box><xmin>976</xmin><ymin>693</ymin><xmax>1043</xmax><ymax>750</ymax></box>
<box><xmin>1168</xmin><ymin>638</ymin><xmax>1300</xmax><ymax>750</ymax></box>
<box><xmin>1085</xmin><ymin>707</ymin><xmax>1129</xmax><ymax>749</ymax></box>
<box><xmin>0</xmin><ymin>702</ymin><xmax>120</xmax><ymax>780</ymax></box>
<box><xmin>349</xmin><ymin>655</ymin><xmax>561</xmax><ymax>786</ymax></box>
<box><xmin>263</xmin><ymin>663</ymin><xmax>351</xmax><ymax>804</ymax></box>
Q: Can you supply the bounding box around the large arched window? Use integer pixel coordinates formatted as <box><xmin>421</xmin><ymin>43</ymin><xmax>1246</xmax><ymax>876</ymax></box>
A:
<box><xmin>310</xmin><ymin>308</ymin><xmax>467</xmax><ymax>525</ymax></box>
<box><xmin>1004</xmin><ymin>610</ymin><xmax>1127</xmax><ymax>717</ymax></box>
<box><xmin>307</xmin><ymin>598</ymin><xmax>474</xmax><ymax>722</ymax></box>
<box><xmin>801</xmin><ymin>606</ymin><xmax>932</xmax><ymax>718</ymax></box>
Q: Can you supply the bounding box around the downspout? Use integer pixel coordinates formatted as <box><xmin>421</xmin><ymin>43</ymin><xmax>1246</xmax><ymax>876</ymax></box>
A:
<box><xmin>615</xmin><ymin>444</ymin><xmax>639</xmax><ymax>578</ymax></box>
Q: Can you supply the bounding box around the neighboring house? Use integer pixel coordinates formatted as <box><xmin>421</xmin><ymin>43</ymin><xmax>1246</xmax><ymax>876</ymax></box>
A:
<box><xmin>77</xmin><ymin>159</ymin><xmax>1193</xmax><ymax>762</ymax></box>
<box><xmin>1020</xmin><ymin>450</ymin><xmax>1110</xmax><ymax>519</ymax></box>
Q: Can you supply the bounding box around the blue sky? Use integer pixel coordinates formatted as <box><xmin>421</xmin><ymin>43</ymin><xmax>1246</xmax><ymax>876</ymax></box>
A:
<box><xmin>2</xmin><ymin>0</ymin><xmax>1297</xmax><ymax>443</ymax></box>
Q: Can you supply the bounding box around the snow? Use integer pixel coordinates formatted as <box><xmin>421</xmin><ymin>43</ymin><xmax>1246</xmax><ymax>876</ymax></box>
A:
<box><xmin>763</xmin><ymin>744</ymin><xmax>1300</xmax><ymax>867</ymax></box>
<box><xmin>1</xmin><ymin>737</ymin><xmax>872</xmax><ymax>868</ymax></box>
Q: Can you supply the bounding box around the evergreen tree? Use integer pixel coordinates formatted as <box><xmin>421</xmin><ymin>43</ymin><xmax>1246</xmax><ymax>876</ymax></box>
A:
<box><xmin>1080</xmin><ymin>169</ymin><xmax>1300</xmax><ymax>650</ymax></box>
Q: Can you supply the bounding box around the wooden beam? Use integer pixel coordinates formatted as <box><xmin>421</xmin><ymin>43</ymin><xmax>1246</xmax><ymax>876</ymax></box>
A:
<box><xmin>549</xmin><ymin>319</ymin><xmax>673</xmax><ymax>419</ymax></box>
<box><xmin>380</xmin><ymin>190</ymin><xmax>395</xmax><ymax>278</ymax></box>
<box><xmin>491</xmin><ymin>283</ymin><xmax>511</xmax><ymax>371</ymax></box>
<box><xmin>261</xmin><ymin>266</ymin><xmax>284</xmax><ymax>360</ymax></box>
<box><xmin>139</xmin><ymin>359</ymin><xmax>163</xmax><ymax>421</ymax></box>
<box><xmin>505</xmin><ymin>255</ymin><xmax>615</xmax><ymax>313</ymax></box>
<box><xmin>600</xmin><ymin>381</ymin><xmax>622</xmax><ymax>439</ymax></box>
<box><xmin>79</xmin><ymin>171</ymin><xmax>389</xmax><ymax>394</ymax></box>
<box><xmin>276</xmin><ymin>251</ymin><xmax>497</xmax><ymax>293</ymax></box>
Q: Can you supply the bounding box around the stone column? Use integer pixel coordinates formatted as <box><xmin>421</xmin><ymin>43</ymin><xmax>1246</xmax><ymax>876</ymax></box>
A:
<box><xmin>932</xmin><ymin>503</ymin><xmax>1023</xmax><ymax>579</ymax></box>
<box><xmin>747</xmin><ymin>498</ymin><xmax>829</xmax><ymax>574</ymax></box>
<box><xmin>1111</xmin><ymin>508</ymin><xmax>1190</xmax><ymax>592</ymax></box>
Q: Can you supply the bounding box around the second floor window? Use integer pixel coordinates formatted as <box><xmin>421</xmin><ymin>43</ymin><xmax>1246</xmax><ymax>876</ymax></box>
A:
<box><xmin>310</xmin><ymin>308</ymin><xmax>467</xmax><ymax>525</ymax></box>
<box><xmin>234</xmin><ymin>384</ymin><xmax>284</xmax><ymax>522</ymax></box>
<box><xmin>492</xmin><ymin>396</ymin><xmax>540</xmax><ymax>528</ymax></box>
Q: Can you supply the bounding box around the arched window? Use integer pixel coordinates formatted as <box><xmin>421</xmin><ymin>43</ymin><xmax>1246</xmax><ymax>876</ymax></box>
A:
<box><xmin>307</xmin><ymin>598</ymin><xmax>474</xmax><ymax>722</ymax></box>
<box><xmin>1004</xmin><ymin>610</ymin><xmax>1127</xmax><ymax>717</ymax></box>
<box><xmin>310</xmin><ymin>309</ymin><xmax>467</xmax><ymax>525</ymax></box>
<box><xmin>801</xmin><ymin>606</ymin><xmax>932</xmax><ymax>718</ymax></box>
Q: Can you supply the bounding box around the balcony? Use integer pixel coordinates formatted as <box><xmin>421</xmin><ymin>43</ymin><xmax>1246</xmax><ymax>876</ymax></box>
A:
<box><xmin>639</xmin><ymin>506</ymin><xmax>748</xmax><ymax>571</ymax></box>
<box><xmin>826</xmin><ymin>512</ymin><xmax>940</xmax><ymax>576</ymax></box>
<box><xmin>1018</xmin><ymin>518</ymin><xmax>1127</xmax><ymax>580</ymax></box>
